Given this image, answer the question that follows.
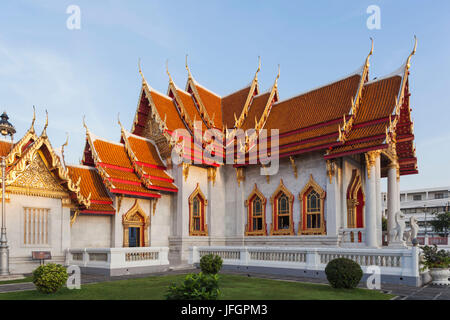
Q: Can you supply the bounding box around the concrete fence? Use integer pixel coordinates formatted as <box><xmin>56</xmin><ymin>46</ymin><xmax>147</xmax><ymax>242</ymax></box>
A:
<box><xmin>65</xmin><ymin>247</ymin><xmax>170</xmax><ymax>276</ymax></box>
<box><xmin>189</xmin><ymin>245</ymin><xmax>422</xmax><ymax>286</ymax></box>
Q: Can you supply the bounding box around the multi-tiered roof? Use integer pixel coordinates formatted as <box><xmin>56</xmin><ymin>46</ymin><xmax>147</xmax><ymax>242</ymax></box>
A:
<box><xmin>130</xmin><ymin>39</ymin><xmax>418</xmax><ymax>177</ymax></box>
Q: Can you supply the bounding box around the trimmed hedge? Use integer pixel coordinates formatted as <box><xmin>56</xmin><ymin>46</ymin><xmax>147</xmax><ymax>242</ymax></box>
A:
<box><xmin>325</xmin><ymin>258</ymin><xmax>363</xmax><ymax>289</ymax></box>
<box><xmin>32</xmin><ymin>263</ymin><xmax>68</xmax><ymax>294</ymax></box>
<box><xmin>199</xmin><ymin>254</ymin><xmax>223</xmax><ymax>274</ymax></box>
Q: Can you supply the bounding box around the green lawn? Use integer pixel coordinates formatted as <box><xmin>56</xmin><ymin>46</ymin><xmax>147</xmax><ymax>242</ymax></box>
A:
<box><xmin>0</xmin><ymin>276</ymin><xmax>32</xmax><ymax>285</ymax></box>
<box><xmin>0</xmin><ymin>274</ymin><xmax>393</xmax><ymax>300</ymax></box>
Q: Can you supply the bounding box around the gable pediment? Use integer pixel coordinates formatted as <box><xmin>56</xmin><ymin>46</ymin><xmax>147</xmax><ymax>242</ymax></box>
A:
<box><xmin>9</xmin><ymin>152</ymin><xmax>68</xmax><ymax>198</ymax></box>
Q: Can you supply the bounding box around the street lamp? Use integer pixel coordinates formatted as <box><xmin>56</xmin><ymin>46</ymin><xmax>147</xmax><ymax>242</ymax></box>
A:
<box><xmin>0</xmin><ymin>112</ymin><xmax>15</xmax><ymax>276</ymax></box>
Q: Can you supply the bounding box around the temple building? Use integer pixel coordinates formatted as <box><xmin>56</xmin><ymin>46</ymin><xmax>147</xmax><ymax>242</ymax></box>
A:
<box><xmin>1</xmin><ymin>39</ymin><xmax>420</xmax><ymax>279</ymax></box>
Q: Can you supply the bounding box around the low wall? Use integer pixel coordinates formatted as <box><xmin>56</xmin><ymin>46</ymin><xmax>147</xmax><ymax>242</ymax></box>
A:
<box><xmin>189</xmin><ymin>246</ymin><xmax>422</xmax><ymax>287</ymax></box>
<box><xmin>65</xmin><ymin>247</ymin><xmax>170</xmax><ymax>276</ymax></box>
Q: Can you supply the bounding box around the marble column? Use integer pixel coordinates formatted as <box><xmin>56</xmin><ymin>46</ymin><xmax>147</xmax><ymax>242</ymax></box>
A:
<box><xmin>375</xmin><ymin>156</ymin><xmax>382</xmax><ymax>247</ymax></box>
<box><xmin>364</xmin><ymin>151</ymin><xmax>379</xmax><ymax>248</ymax></box>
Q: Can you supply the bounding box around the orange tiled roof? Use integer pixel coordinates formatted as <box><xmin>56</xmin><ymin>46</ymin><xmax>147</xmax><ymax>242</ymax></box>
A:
<box><xmin>66</xmin><ymin>165</ymin><xmax>115</xmax><ymax>214</ymax></box>
<box><xmin>326</xmin><ymin>75</ymin><xmax>402</xmax><ymax>156</ymax></box>
<box><xmin>241</xmin><ymin>92</ymin><xmax>271</xmax><ymax>131</ymax></box>
<box><xmin>88</xmin><ymin>135</ymin><xmax>161</xmax><ymax>198</ymax></box>
<box><xmin>123</xmin><ymin>132</ymin><xmax>178</xmax><ymax>192</ymax></box>
<box><xmin>221</xmin><ymin>85</ymin><xmax>253</xmax><ymax>128</ymax></box>
<box><xmin>194</xmin><ymin>83</ymin><xmax>223</xmax><ymax>128</ymax></box>
<box><xmin>149</xmin><ymin>89</ymin><xmax>186</xmax><ymax>133</ymax></box>
<box><xmin>264</xmin><ymin>74</ymin><xmax>361</xmax><ymax>134</ymax></box>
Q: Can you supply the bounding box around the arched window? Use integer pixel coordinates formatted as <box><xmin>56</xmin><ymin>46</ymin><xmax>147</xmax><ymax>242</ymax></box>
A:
<box><xmin>270</xmin><ymin>179</ymin><xmax>294</xmax><ymax>235</ymax></box>
<box><xmin>299</xmin><ymin>174</ymin><xmax>326</xmax><ymax>235</ymax></box>
<box><xmin>245</xmin><ymin>184</ymin><xmax>267</xmax><ymax>236</ymax></box>
<box><xmin>188</xmin><ymin>184</ymin><xmax>208</xmax><ymax>236</ymax></box>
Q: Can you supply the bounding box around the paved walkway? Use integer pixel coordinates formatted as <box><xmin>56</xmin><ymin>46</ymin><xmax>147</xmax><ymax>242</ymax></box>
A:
<box><xmin>0</xmin><ymin>268</ymin><xmax>448</xmax><ymax>300</ymax></box>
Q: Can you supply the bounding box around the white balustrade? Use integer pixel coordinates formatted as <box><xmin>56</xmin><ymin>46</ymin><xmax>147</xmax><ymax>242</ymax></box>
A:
<box><xmin>66</xmin><ymin>247</ymin><xmax>169</xmax><ymax>270</ymax></box>
<box><xmin>190</xmin><ymin>246</ymin><xmax>420</xmax><ymax>279</ymax></box>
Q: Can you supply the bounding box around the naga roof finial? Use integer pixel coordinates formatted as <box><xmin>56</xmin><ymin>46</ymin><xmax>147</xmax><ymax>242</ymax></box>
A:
<box><xmin>31</xmin><ymin>105</ymin><xmax>36</xmax><ymax>131</ymax></box>
<box><xmin>274</xmin><ymin>64</ymin><xmax>280</xmax><ymax>88</ymax></box>
<box><xmin>185</xmin><ymin>54</ymin><xmax>193</xmax><ymax>79</ymax></box>
<box><xmin>166</xmin><ymin>59</ymin><xmax>174</xmax><ymax>84</ymax></box>
<box><xmin>61</xmin><ymin>132</ymin><xmax>69</xmax><ymax>166</ymax></box>
<box><xmin>82</xmin><ymin>115</ymin><xmax>90</xmax><ymax>134</ymax></box>
<box><xmin>406</xmin><ymin>35</ymin><xmax>417</xmax><ymax>69</ymax></box>
<box><xmin>254</xmin><ymin>56</ymin><xmax>261</xmax><ymax>79</ymax></box>
<box><xmin>41</xmin><ymin>109</ymin><xmax>49</xmax><ymax>136</ymax></box>
<box><xmin>138</xmin><ymin>57</ymin><xmax>145</xmax><ymax>82</ymax></box>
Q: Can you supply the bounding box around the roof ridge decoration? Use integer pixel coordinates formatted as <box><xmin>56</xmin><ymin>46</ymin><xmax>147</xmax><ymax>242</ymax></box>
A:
<box><xmin>338</xmin><ymin>38</ymin><xmax>374</xmax><ymax>143</ymax></box>
<box><xmin>134</xmin><ymin>60</ymin><xmax>174</xmax><ymax>148</ymax></box>
<box><xmin>60</xmin><ymin>132</ymin><xmax>69</xmax><ymax>167</ymax></box>
<box><xmin>119</xmin><ymin>118</ymin><xmax>177</xmax><ymax>192</ymax></box>
<box><xmin>185</xmin><ymin>55</ymin><xmax>215</xmax><ymax>128</ymax></box>
<box><xmin>6</xmin><ymin>119</ymin><xmax>91</xmax><ymax>208</ymax></box>
<box><xmin>233</xmin><ymin>56</ymin><xmax>261</xmax><ymax>128</ymax></box>
<box><xmin>386</xmin><ymin>36</ymin><xmax>417</xmax><ymax>167</ymax></box>
<box><xmin>247</xmin><ymin>65</ymin><xmax>281</xmax><ymax>151</ymax></box>
<box><xmin>166</xmin><ymin>60</ymin><xmax>195</xmax><ymax>134</ymax></box>
<box><xmin>82</xmin><ymin>116</ymin><xmax>114</xmax><ymax>189</ymax></box>
<box><xmin>5</xmin><ymin>106</ymin><xmax>38</xmax><ymax>166</ymax></box>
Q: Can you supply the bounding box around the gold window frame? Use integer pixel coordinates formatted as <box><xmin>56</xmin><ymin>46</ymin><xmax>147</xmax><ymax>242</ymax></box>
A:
<box><xmin>270</xmin><ymin>179</ymin><xmax>294</xmax><ymax>236</ymax></box>
<box><xmin>245</xmin><ymin>184</ymin><xmax>267</xmax><ymax>236</ymax></box>
<box><xmin>299</xmin><ymin>174</ymin><xmax>326</xmax><ymax>235</ymax></box>
<box><xmin>188</xmin><ymin>183</ymin><xmax>208</xmax><ymax>236</ymax></box>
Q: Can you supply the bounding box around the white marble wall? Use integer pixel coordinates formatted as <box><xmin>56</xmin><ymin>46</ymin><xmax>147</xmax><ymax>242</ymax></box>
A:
<box><xmin>4</xmin><ymin>194</ymin><xmax>70</xmax><ymax>274</ymax></box>
<box><xmin>71</xmin><ymin>214</ymin><xmax>111</xmax><ymax>248</ymax></box>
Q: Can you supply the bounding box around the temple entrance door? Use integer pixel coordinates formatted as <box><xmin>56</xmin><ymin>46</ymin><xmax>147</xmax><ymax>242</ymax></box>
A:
<box><xmin>355</xmin><ymin>187</ymin><xmax>364</xmax><ymax>228</ymax></box>
<box><xmin>122</xmin><ymin>200</ymin><xmax>150</xmax><ymax>247</ymax></box>
<box><xmin>347</xmin><ymin>170</ymin><xmax>365</xmax><ymax>231</ymax></box>
<box><xmin>128</xmin><ymin>227</ymin><xmax>141</xmax><ymax>247</ymax></box>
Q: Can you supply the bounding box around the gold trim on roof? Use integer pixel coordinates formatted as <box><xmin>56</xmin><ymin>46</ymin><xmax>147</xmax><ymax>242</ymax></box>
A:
<box><xmin>7</xmin><ymin>128</ymin><xmax>91</xmax><ymax>208</ymax></box>
<box><xmin>339</xmin><ymin>38</ymin><xmax>374</xmax><ymax>143</ymax></box>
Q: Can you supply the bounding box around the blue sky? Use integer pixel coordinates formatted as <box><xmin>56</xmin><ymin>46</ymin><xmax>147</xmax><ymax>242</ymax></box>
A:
<box><xmin>0</xmin><ymin>0</ymin><xmax>449</xmax><ymax>191</ymax></box>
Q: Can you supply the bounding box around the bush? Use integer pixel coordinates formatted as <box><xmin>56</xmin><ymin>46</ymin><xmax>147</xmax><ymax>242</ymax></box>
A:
<box><xmin>325</xmin><ymin>258</ymin><xmax>363</xmax><ymax>289</ymax></box>
<box><xmin>32</xmin><ymin>263</ymin><xmax>68</xmax><ymax>294</ymax></box>
<box><xmin>420</xmin><ymin>244</ymin><xmax>450</xmax><ymax>270</ymax></box>
<box><xmin>200</xmin><ymin>254</ymin><xmax>223</xmax><ymax>274</ymax></box>
<box><xmin>166</xmin><ymin>272</ymin><xmax>220</xmax><ymax>300</ymax></box>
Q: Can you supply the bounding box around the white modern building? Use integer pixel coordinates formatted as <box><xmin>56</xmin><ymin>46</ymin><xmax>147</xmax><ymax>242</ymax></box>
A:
<box><xmin>382</xmin><ymin>187</ymin><xmax>450</xmax><ymax>242</ymax></box>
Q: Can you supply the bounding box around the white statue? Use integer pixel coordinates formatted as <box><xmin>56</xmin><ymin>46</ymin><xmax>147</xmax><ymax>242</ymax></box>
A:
<box><xmin>389</xmin><ymin>211</ymin><xmax>406</xmax><ymax>243</ymax></box>
<box><xmin>404</xmin><ymin>216</ymin><xmax>419</xmax><ymax>243</ymax></box>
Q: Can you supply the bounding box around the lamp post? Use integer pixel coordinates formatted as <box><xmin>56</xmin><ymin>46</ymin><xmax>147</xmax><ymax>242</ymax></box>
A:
<box><xmin>0</xmin><ymin>112</ymin><xmax>15</xmax><ymax>276</ymax></box>
<box><xmin>423</xmin><ymin>204</ymin><xmax>428</xmax><ymax>245</ymax></box>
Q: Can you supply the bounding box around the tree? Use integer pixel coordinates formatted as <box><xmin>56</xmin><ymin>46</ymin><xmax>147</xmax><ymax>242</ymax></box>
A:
<box><xmin>429</xmin><ymin>211</ymin><xmax>450</xmax><ymax>237</ymax></box>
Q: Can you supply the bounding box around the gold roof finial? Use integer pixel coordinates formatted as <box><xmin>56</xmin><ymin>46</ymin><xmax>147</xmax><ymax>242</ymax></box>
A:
<box><xmin>406</xmin><ymin>35</ymin><xmax>417</xmax><ymax>69</ymax></box>
<box><xmin>185</xmin><ymin>54</ymin><xmax>193</xmax><ymax>79</ymax></box>
<box><xmin>41</xmin><ymin>109</ymin><xmax>49</xmax><ymax>136</ymax></box>
<box><xmin>31</xmin><ymin>105</ymin><xmax>36</xmax><ymax>130</ymax></box>
<box><xmin>254</xmin><ymin>56</ymin><xmax>261</xmax><ymax>80</ymax></box>
<box><xmin>274</xmin><ymin>64</ymin><xmax>280</xmax><ymax>88</ymax></box>
<box><xmin>166</xmin><ymin>59</ymin><xmax>174</xmax><ymax>84</ymax></box>
<box><xmin>365</xmin><ymin>37</ymin><xmax>374</xmax><ymax>67</ymax></box>
<box><xmin>138</xmin><ymin>57</ymin><xmax>145</xmax><ymax>82</ymax></box>
<box><xmin>61</xmin><ymin>132</ymin><xmax>69</xmax><ymax>166</ymax></box>
<box><xmin>117</xmin><ymin>112</ymin><xmax>125</xmax><ymax>132</ymax></box>
<box><xmin>82</xmin><ymin>115</ymin><xmax>90</xmax><ymax>134</ymax></box>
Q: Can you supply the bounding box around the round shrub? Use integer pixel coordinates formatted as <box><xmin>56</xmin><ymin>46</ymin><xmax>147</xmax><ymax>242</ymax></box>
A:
<box><xmin>166</xmin><ymin>272</ymin><xmax>220</xmax><ymax>300</ymax></box>
<box><xmin>32</xmin><ymin>263</ymin><xmax>68</xmax><ymax>294</ymax></box>
<box><xmin>325</xmin><ymin>258</ymin><xmax>363</xmax><ymax>289</ymax></box>
<box><xmin>200</xmin><ymin>254</ymin><xmax>223</xmax><ymax>274</ymax></box>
